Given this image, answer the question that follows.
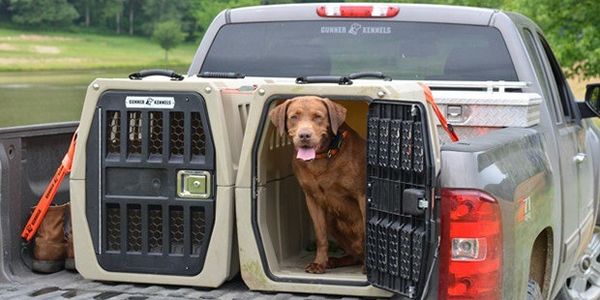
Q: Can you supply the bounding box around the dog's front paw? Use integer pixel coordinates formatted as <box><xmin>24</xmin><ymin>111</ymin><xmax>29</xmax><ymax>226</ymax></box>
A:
<box><xmin>305</xmin><ymin>262</ymin><xmax>326</xmax><ymax>274</ymax></box>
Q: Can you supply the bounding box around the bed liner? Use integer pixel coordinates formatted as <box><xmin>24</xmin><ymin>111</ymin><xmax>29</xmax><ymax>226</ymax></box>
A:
<box><xmin>0</xmin><ymin>271</ymin><xmax>382</xmax><ymax>299</ymax></box>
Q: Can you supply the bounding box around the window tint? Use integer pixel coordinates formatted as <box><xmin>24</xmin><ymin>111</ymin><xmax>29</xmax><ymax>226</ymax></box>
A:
<box><xmin>521</xmin><ymin>29</ymin><xmax>561</xmax><ymax>122</ymax></box>
<box><xmin>537</xmin><ymin>33</ymin><xmax>575</xmax><ymax>121</ymax></box>
<box><xmin>202</xmin><ymin>21</ymin><xmax>518</xmax><ymax>81</ymax></box>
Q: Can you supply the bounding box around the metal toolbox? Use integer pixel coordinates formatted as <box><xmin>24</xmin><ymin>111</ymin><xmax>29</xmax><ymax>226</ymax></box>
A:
<box><xmin>433</xmin><ymin>90</ymin><xmax>542</xmax><ymax>127</ymax></box>
<box><xmin>431</xmin><ymin>89</ymin><xmax>542</xmax><ymax>143</ymax></box>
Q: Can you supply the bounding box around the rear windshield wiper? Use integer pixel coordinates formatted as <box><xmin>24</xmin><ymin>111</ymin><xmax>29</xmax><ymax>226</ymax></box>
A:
<box><xmin>296</xmin><ymin>71</ymin><xmax>391</xmax><ymax>85</ymax></box>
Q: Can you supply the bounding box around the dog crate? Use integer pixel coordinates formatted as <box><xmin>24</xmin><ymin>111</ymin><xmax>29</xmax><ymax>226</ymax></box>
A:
<box><xmin>235</xmin><ymin>81</ymin><xmax>442</xmax><ymax>298</ymax></box>
<box><xmin>70</xmin><ymin>77</ymin><xmax>251</xmax><ymax>287</ymax></box>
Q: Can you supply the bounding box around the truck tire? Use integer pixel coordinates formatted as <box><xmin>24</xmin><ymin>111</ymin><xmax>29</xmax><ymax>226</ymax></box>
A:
<box><xmin>527</xmin><ymin>279</ymin><xmax>543</xmax><ymax>300</ymax></box>
<box><xmin>557</xmin><ymin>226</ymin><xmax>600</xmax><ymax>299</ymax></box>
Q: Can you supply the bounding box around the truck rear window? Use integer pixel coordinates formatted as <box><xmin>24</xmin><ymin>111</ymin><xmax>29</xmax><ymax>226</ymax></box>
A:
<box><xmin>201</xmin><ymin>21</ymin><xmax>517</xmax><ymax>81</ymax></box>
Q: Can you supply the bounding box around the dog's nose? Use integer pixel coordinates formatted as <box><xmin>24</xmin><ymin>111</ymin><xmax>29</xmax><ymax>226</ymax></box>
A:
<box><xmin>298</xmin><ymin>130</ymin><xmax>312</xmax><ymax>141</ymax></box>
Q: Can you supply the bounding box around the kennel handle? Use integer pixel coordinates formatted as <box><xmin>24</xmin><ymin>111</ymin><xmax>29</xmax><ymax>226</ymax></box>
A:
<box><xmin>348</xmin><ymin>71</ymin><xmax>391</xmax><ymax>81</ymax></box>
<box><xmin>129</xmin><ymin>69</ymin><xmax>184</xmax><ymax>81</ymax></box>
<box><xmin>296</xmin><ymin>76</ymin><xmax>353</xmax><ymax>85</ymax></box>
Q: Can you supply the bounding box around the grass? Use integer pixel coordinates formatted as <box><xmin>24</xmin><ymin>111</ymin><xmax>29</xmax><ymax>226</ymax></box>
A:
<box><xmin>0</xmin><ymin>28</ymin><xmax>197</xmax><ymax>71</ymax></box>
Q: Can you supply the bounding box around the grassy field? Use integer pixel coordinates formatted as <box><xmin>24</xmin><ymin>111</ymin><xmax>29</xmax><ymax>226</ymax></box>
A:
<box><xmin>0</xmin><ymin>28</ymin><xmax>197</xmax><ymax>71</ymax></box>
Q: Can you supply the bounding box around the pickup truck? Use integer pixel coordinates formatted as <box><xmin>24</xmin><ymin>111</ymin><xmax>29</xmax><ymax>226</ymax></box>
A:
<box><xmin>1</xmin><ymin>3</ymin><xmax>599</xmax><ymax>300</ymax></box>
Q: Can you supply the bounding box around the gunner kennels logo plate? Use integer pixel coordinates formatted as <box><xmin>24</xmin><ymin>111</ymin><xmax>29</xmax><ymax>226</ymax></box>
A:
<box><xmin>125</xmin><ymin>96</ymin><xmax>175</xmax><ymax>109</ymax></box>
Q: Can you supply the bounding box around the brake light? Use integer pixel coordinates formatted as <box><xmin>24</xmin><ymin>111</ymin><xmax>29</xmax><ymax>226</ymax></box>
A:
<box><xmin>316</xmin><ymin>5</ymin><xmax>399</xmax><ymax>18</ymax></box>
<box><xmin>439</xmin><ymin>189</ymin><xmax>502</xmax><ymax>300</ymax></box>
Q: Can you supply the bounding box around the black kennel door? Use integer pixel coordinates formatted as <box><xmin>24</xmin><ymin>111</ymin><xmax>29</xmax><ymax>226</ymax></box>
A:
<box><xmin>85</xmin><ymin>90</ymin><xmax>216</xmax><ymax>276</ymax></box>
<box><xmin>365</xmin><ymin>101</ymin><xmax>435</xmax><ymax>298</ymax></box>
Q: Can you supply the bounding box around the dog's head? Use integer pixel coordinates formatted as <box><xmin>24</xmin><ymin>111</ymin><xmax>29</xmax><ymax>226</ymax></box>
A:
<box><xmin>269</xmin><ymin>96</ymin><xmax>346</xmax><ymax>161</ymax></box>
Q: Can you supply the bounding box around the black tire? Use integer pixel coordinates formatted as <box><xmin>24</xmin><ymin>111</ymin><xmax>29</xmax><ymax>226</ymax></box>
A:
<box><xmin>556</xmin><ymin>287</ymin><xmax>571</xmax><ymax>300</ymax></box>
<box><xmin>527</xmin><ymin>279</ymin><xmax>543</xmax><ymax>300</ymax></box>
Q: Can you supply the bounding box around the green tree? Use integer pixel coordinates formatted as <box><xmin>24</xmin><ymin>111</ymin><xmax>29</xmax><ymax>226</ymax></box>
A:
<box><xmin>0</xmin><ymin>0</ymin><xmax>11</xmax><ymax>21</ymax></box>
<box><xmin>97</xmin><ymin>0</ymin><xmax>126</xmax><ymax>34</ymax></box>
<box><xmin>71</xmin><ymin>0</ymin><xmax>95</xmax><ymax>27</ymax></box>
<box><xmin>506</xmin><ymin>0</ymin><xmax>598</xmax><ymax>79</ymax></box>
<box><xmin>127</xmin><ymin>0</ymin><xmax>137</xmax><ymax>35</ymax></box>
<box><xmin>9</xmin><ymin>0</ymin><xmax>79</xmax><ymax>27</ymax></box>
<box><xmin>152</xmin><ymin>21</ymin><xmax>186</xmax><ymax>65</ymax></box>
<box><xmin>140</xmin><ymin>0</ymin><xmax>195</xmax><ymax>36</ymax></box>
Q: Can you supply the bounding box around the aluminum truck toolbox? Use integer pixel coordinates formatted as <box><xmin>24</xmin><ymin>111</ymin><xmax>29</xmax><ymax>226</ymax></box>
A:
<box><xmin>70</xmin><ymin>78</ymin><xmax>243</xmax><ymax>287</ymax></box>
<box><xmin>432</xmin><ymin>90</ymin><xmax>542</xmax><ymax>127</ymax></box>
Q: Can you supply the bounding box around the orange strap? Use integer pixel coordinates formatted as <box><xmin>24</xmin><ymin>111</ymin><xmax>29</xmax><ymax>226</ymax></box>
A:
<box><xmin>21</xmin><ymin>130</ymin><xmax>78</xmax><ymax>242</ymax></box>
<box><xmin>419</xmin><ymin>83</ymin><xmax>459</xmax><ymax>142</ymax></box>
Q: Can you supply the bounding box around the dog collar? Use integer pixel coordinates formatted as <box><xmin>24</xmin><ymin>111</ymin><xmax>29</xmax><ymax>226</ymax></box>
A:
<box><xmin>315</xmin><ymin>130</ymin><xmax>349</xmax><ymax>159</ymax></box>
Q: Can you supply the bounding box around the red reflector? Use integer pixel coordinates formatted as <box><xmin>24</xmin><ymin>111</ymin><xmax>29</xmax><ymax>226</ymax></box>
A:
<box><xmin>316</xmin><ymin>5</ymin><xmax>399</xmax><ymax>18</ymax></box>
<box><xmin>439</xmin><ymin>189</ymin><xmax>502</xmax><ymax>300</ymax></box>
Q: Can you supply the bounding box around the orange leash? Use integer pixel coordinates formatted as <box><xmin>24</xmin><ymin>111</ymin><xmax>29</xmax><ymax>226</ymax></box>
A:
<box><xmin>21</xmin><ymin>130</ymin><xmax>78</xmax><ymax>242</ymax></box>
<box><xmin>419</xmin><ymin>83</ymin><xmax>459</xmax><ymax>142</ymax></box>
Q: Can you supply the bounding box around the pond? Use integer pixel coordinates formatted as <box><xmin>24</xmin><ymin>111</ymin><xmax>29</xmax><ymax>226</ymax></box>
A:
<box><xmin>0</xmin><ymin>67</ymin><xmax>187</xmax><ymax>128</ymax></box>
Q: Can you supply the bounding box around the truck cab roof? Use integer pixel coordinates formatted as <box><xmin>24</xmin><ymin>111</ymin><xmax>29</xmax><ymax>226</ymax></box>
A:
<box><xmin>226</xmin><ymin>3</ymin><xmax>498</xmax><ymax>26</ymax></box>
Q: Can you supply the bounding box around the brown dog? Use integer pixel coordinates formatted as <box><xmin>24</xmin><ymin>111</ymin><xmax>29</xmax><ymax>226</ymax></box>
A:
<box><xmin>269</xmin><ymin>96</ymin><xmax>366</xmax><ymax>274</ymax></box>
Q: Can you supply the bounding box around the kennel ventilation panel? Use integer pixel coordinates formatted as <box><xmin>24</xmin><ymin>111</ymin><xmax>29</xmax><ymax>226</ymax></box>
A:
<box><xmin>85</xmin><ymin>91</ymin><xmax>214</xmax><ymax>275</ymax></box>
<box><xmin>365</xmin><ymin>101</ymin><xmax>434</xmax><ymax>298</ymax></box>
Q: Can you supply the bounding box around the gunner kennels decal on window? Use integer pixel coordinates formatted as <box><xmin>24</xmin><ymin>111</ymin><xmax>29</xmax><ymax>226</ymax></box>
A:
<box><xmin>320</xmin><ymin>23</ymin><xmax>391</xmax><ymax>35</ymax></box>
<box><xmin>125</xmin><ymin>96</ymin><xmax>175</xmax><ymax>109</ymax></box>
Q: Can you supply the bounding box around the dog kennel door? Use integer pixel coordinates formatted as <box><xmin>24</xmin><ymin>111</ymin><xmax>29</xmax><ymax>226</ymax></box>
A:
<box><xmin>365</xmin><ymin>101</ymin><xmax>435</xmax><ymax>298</ymax></box>
<box><xmin>85</xmin><ymin>90</ymin><xmax>216</xmax><ymax>276</ymax></box>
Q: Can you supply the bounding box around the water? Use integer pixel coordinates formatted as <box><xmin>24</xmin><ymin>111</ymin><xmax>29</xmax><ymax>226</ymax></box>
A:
<box><xmin>0</xmin><ymin>67</ymin><xmax>187</xmax><ymax>128</ymax></box>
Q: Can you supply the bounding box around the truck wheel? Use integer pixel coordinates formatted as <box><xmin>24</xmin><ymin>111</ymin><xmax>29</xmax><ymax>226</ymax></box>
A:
<box><xmin>558</xmin><ymin>226</ymin><xmax>600</xmax><ymax>299</ymax></box>
<box><xmin>527</xmin><ymin>279</ymin><xmax>543</xmax><ymax>300</ymax></box>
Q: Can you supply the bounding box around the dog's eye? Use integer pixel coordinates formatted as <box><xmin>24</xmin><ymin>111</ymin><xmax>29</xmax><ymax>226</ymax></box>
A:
<box><xmin>313</xmin><ymin>115</ymin><xmax>322</xmax><ymax>121</ymax></box>
<box><xmin>289</xmin><ymin>115</ymin><xmax>298</xmax><ymax>121</ymax></box>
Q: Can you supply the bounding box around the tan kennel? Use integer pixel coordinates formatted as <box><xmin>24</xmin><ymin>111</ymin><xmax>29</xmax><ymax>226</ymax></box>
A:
<box><xmin>235</xmin><ymin>81</ymin><xmax>442</xmax><ymax>298</ymax></box>
<box><xmin>70</xmin><ymin>77</ymin><xmax>249</xmax><ymax>287</ymax></box>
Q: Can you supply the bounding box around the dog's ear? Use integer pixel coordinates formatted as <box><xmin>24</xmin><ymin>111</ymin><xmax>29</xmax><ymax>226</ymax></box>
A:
<box><xmin>322</xmin><ymin>98</ymin><xmax>347</xmax><ymax>134</ymax></box>
<box><xmin>269</xmin><ymin>100</ymin><xmax>290</xmax><ymax>137</ymax></box>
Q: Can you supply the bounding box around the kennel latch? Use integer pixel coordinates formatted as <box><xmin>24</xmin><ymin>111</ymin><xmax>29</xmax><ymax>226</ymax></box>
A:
<box><xmin>177</xmin><ymin>170</ymin><xmax>211</xmax><ymax>199</ymax></box>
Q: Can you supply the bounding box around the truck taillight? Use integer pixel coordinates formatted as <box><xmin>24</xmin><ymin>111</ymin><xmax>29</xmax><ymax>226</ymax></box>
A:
<box><xmin>439</xmin><ymin>189</ymin><xmax>502</xmax><ymax>300</ymax></box>
<box><xmin>316</xmin><ymin>5</ymin><xmax>399</xmax><ymax>18</ymax></box>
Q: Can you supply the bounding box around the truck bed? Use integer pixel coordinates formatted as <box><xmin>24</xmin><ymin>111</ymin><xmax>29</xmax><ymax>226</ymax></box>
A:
<box><xmin>0</xmin><ymin>271</ymin><xmax>367</xmax><ymax>300</ymax></box>
<box><xmin>0</xmin><ymin>123</ymin><xmax>408</xmax><ymax>300</ymax></box>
